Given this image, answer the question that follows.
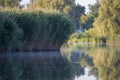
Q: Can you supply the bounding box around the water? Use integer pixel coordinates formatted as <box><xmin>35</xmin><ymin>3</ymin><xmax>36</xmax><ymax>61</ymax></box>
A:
<box><xmin>0</xmin><ymin>51</ymin><xmax>74</xmax><ymax>80</ymax></box>
<box><xmin>61</xmin><ymin>44</ymin><xmax>120</xmax><ymax>80</ymax></box>
<box><xmin>0</xmin><ymin>44</ymin><xmax>120</xmax><ymax>80</ymax></box>
<box><xmin>74</xmin><ymin>67</ymin><xmax>97</xmax><ymax>80</ymax></box>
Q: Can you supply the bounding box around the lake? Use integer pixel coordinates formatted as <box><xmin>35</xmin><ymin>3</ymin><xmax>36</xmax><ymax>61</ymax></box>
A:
<box><xmin>0</xmin><ymin>44</ymin><xmax>120</xmax><ymax>80</ymax></box>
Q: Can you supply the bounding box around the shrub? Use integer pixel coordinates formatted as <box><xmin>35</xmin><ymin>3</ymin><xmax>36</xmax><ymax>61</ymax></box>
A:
<box><xmin>0</xmin><ymin>10</ymin><xmax>74</xmax><ymax>51</ymax></box>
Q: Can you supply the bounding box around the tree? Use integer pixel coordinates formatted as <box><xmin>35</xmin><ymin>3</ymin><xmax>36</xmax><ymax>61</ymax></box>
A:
<box><xmin>88</xmin><ymin>0</ymin><xmax>100</xmax><ymax>17</ymax></box>
<box><xmin>93</xmin><ymin>0</ymin><xmax>120</xmax><ymax>40</ymax></box>
<box><xmin>31</xmin><ymin>0</ymin><xmax>74</xmax><ymax>14</ymax></box>
<box><xmin>80</xmin><ymin>1</ymin><xmax>100</xmax><ymax>30</ymax></box>
<box><xmin>30</xmin><ymin>0</ymin><xmax>85</xmax><ymax>28</ymax></box>
<box><xmin>72</xmin><ymin>4</ymin><xmax>85</xmax><ymax>28</ymax></box>
<box><xmin>80</xmin><ymin>14</ymin><xmax>94</xmax><ymax>29</ymax></box>
<box><xmin>0</xmin><ymin>0</ymin><xmax>21</xmax><ymax>7</ymax></box>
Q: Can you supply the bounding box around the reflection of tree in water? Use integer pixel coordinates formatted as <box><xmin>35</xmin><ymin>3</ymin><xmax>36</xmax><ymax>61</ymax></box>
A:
<box><xmin>92</xmin><ymin>49</ymin><xmax>120</xmax><ymax>80</ymax></box>
<box><xmin>82</xmin><ymin>45</ymin><xmax>120</xmax><ymax>80</ymax></box>
<box><xmin>0</xmin><ymin>53</ymin><xmax>74</xmax><ymax>80</ymax></box>
<box><xmin>62</xmin><ymin>44</ymin><xmax>120</xmax><ymax>80</ymax></box>
<box><xmin>62</xmin><ymin>48</ymin><xmax>94</xmax><ymax>77</ymax></box>
<box><xmin>70</xmin><ymin>51</ymin><xmax>85</xmax><ymax>77</ymax></box>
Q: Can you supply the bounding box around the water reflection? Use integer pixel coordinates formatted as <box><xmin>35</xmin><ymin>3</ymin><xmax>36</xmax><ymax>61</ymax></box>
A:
<box><xmin>0</xmin><ymin>44</ymin><xmax>120</xmax><ymax>80</ymax></box>
<box><xmin>61</xmin><ymin>44</ymin><xmax>120</xmax><ymax>80</ymax></box>
<box><xmin>75</xmin><ymin>67</ymin><xmax>97</xmax><ymax>80</ymax></box>
<box><xmin>0</xmin><ymin>52</ymin><xmax>74</xmax><ymax>80</ymax></box>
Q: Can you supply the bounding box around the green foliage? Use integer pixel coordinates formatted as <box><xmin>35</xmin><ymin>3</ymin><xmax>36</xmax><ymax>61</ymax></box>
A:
<box><xmin>0</xmin><ymin>13</ymin><xmax>22</xmax><ymax>51</ymax></box>
<box><xmin>93</xmin><ymin>0</ymin><xmax>120</xmax><ymax>40</ymax></box>
<box><xmin>67</xmin><ymin>2</ymin><xmax>100</xmax><ymax>43</ymax></box>
<box><xmin>80</xmin><ymin>1</ymin><xmax>100</xmax><ymax>30</ymax></box>
<box><xmin>31</xmin><ymin>0</ymin><xmax>74</xmax><ymax>14</ymax></box>
<box><xmin>80</xmin><ymin>14</ymin><xmax>94</xmax><ymax>29</ymax></box>
<box><xmin>70</xmin><ymin>0</ymin><xmax>120</xmax><ymax>44</ymax></box>
<box><xmin>0</xmin><ymin>10</ymin><xmax>74</xmax><ymax>51</ymax></box>
<box><xmin>0</xmin><ymin>0</ymin><xmax>21</xmax><ymax>7</ymax></box>
<box><xmin>30</xmin><ymin>0</ymin><xmax>85</xmax><ymax>28</ymax></box>
<box><xmin>68</xmin><ymin>32</ymin><xmax>97</xmax><ymax>43</ymax></box>
<box><xmin>88</xmin><ymin>0</ymin><xmax>100</xmax><ymax>17</ymax></box>
<box><xmin>72</xmin><ymin>4</ymin><xmax>85</xmax><ymax>28</ymax></box>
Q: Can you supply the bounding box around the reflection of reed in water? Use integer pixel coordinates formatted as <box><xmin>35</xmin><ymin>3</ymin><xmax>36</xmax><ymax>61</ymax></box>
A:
<box><xmin>0</xmin><ymin>51</ymin><xmax>74</xmax><ymax>80</ymax></box>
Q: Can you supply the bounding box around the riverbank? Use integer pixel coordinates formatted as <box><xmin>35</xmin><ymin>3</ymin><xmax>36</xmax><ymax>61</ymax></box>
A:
<box><xmin>68</xmin><ymin>33</ymin><xmax>120</xmax><ymax>44</ymax></box>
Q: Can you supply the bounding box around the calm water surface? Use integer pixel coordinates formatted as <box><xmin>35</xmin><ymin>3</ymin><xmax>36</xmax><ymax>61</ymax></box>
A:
<box><xmin>0</xmin><ymin>44</ymin><xmax>120</xmax><ymax>80</ymax></box>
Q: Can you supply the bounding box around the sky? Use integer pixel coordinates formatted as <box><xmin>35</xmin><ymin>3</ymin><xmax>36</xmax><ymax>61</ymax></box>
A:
<box><xmin>75</xmin><ymin>0</ymin><xmax>96</xmax><ymax>13</ymax></box>
<box><xmin>20</xmin><ymin>0</ymin><xmax>30</xmax><ymax>5</ymax></box>
<box><xmin>20</xmin><ymin>0</ymin><xmax>96</xmax><ymax>13</ymax></box>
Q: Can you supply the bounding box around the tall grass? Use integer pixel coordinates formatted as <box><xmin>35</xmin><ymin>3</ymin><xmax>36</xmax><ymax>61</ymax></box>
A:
<box><xmin>0</xmin><ymin>9</ymin><xmax>74</xmax><ymax>52</ymax></box>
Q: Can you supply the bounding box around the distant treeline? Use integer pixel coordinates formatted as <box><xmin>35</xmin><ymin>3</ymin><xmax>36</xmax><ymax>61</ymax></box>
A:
<box><xmin>0</xmin><ymin>10</ymin><xmax>74</xmax><ymax>52</ymax></box>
